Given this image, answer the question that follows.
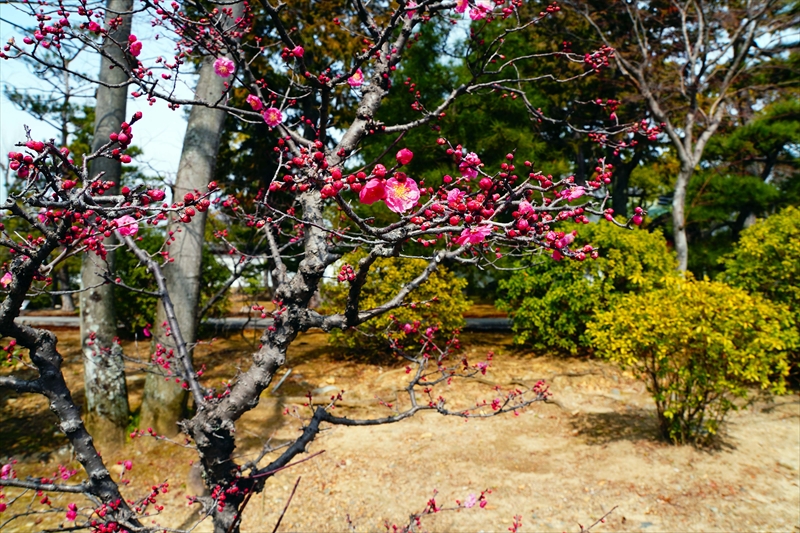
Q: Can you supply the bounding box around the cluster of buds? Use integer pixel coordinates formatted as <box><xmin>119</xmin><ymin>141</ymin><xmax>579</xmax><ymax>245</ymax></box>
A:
<box><xmin>132</xmin><ymin>481</ymin><xmax>168</xmax><ymax>514</ymax></box>
<box><xmin>280</xmin><ymin>45</ymin><xmax>304</xmax><ymax>61</ymax></box>
<box><xmin>7</xmin><ymin>140</ymin><xmax>48</xmax><ymax>179</ymax></box>
<box><xmin>337</xmin><ymin>264</ymin><xmax>356</xmax><ymax>282</ymax></box>
<box><xmin>108</xmin><ymin>111</ymin><xmax>142</xmax><ymax>163</ymax></box>
<box><xmin>584</xmin><ymin>44</ymin><xmax>614</xmax><ymax>70</ymax></box>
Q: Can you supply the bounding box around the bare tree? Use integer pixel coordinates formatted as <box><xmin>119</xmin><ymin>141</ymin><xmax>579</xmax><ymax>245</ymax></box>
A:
<box><xmin>566</xmin><ymin>0</ymin><xmax>798</xmax><ymax>270</ymax></box>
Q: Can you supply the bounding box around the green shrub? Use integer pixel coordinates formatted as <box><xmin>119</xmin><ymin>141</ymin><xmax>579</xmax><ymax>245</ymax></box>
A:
<box><xmin>322</xmin><ymin>251</ymin><xmax>470</xmax><ymax>358</ymax></box>
<box><xmin>497</xmin><ymin>223</ymin><xmax>677</xmax><ymax>355</ymax></box>
<box><xmin>588</xmin><ymin>278</ymin><xmax>796</xmax><ymax>445</ymax></box>
<box><xmin>722</xmin><ymin>206</ymin><xmax>800</xmax><ymax>377</ymax></box>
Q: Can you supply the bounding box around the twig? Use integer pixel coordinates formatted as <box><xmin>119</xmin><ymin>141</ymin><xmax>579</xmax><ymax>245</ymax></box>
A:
<box><xmin>579</xmin><ymin>506</ymin><xmax>618</xmax><ymax>533</ymax></box>
<box><xmin>271</xmin><ymin>476</ymin><xmax>301</xmax><ymax>533</ymax></box>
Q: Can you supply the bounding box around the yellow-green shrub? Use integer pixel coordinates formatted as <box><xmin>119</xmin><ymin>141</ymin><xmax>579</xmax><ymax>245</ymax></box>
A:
<box><xmin>722</xmin><ymin>206</ymin><xmax>800</xmax><ymax>378</ymax></box>
<box><xmin>588</xmin><ymin>278</ymin><xmax>796</xmax><ymax>445</ymax></box>
<box><xmin>321</xmin><ymin>251</ymin><xmax>469</xmax><ymax>358</ymax></box>
<box><xmin>498</xmin><ymin>223</ymin><xmax>677</xmax><ymax>355</ymax></box>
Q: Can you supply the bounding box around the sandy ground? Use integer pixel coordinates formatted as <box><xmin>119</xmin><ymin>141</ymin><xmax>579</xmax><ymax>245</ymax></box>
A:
<box><xmin>1</xmin><ymin>331</ymin><xmax>798</xmax><ymax>532</ymax></box>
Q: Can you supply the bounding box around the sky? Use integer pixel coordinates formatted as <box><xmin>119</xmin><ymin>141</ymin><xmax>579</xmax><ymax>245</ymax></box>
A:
<box><xmin>0</xmin><ymin>2</ymin><xmax>193</xmax><ymax>185</ymax></box>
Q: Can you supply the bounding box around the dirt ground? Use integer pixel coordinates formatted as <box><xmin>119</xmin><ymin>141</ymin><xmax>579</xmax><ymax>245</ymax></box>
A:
<box><xmin>1</xmin><ymin>330</ymin><xmax>798</xmax><ymax>532</ymax></box>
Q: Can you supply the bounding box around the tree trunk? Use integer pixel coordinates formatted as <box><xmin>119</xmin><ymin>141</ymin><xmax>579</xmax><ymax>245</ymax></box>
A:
<box><xmin>80</xmin><ymin>0</ymin><xmax>132</xmax><ymax>449</ymax></box>
<box><xmin>672</xmin><ymin>165</ymin><xmax>693</xmax><ymax>272</ymax></box>
<box><xmin>56</xmin><ymin>267</ymin><xmax>76</xmax><ymax>312</ymax></box>
<box><xmin>140</xmin><ymin>51</ymin><xmax>234</xmax><ymax>436</ymax></box>
<box><xmin>611</xmin><ymin>162</ymin><xmax>630</xmax><ymax>219</ymax></box>
<box><xmin>574</xmin><ymin>134</ymin><xmax>587</xmax><ymax>186</ymax></box>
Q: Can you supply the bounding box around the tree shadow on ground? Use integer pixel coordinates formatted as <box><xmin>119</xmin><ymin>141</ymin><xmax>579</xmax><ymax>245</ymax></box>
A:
<box><xmin>571</xmin><ymin>407</ymin><xmax>740</xmax><ymax>451</ymax></box>
<box><xmin>569</xmin><ymin>407</ymin><xmax>663</xmax><ymax>445</ymax></box>
<box><xmin>0</xmin><ymin>390</ymin><xmax>74</xmax><ymax>459</ymax></box>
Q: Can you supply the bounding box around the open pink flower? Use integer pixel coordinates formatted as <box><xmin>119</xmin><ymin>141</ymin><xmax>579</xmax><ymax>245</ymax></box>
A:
<box><xmin>554</xmin><ymin>233</ymin><xmax>575</xmax><ymax>249</ymax></box>
<box><xmin>518</xmin><ymin>200</ymin><xmax>534</xmax><ymax>216</ymax></box>
<box><xmin>348</xmin><ymin>68</ymin><xmax>364</xmax><ymax>87</ymax></box>
<box><xmin>359</xmin><ymin>178</ymin><xmax>386</xmax><ymax>205</ymax></box>
<box><xmin>0</xmin><ymin>272</ymin><xmax>12</xmax><ymax>289</ymax></box>
<box><xmin>262</xmin><ymin>107</ymin><xmax>283</xmax><ymax>127</ymax></box>
<box><xmin>447</xmin><ymin>188</ymin><xmax>466</xmax><ymax>205</ymax></box>
<box><xmin>459</xmin><ymin>152</ymin><xmax>481</xmax><ymax>179</ymax></box>
<box><xmin>469</xmin><ymin>0</ymin><xmax>492</xmax><ymax>20</ymax></box>
<box><xmin>406</xmin><ymin>1</ymin><xmax>417</xmax><ymax>18</ymax></box>
<box><xmin>455</xmin><ymin>224</ymin><xmax>492</xmax><ymax>245</ymax></box>
<box><xmin>464</xmin><ymin>493</ymin><xmax>477</xmax><ymax>508</ymax></box>
<box><xmin>292</xmin><ymin>45</ymin><xmax>304</xmax><ymax>58</ymax></box>
<box><xmin>115</xmin><ymin>215</ymin><xmax>139</xmax><ymax>237</ymax></box>
<box><xmin>396</xmin><ymin>148</ymin><xmax>414</xmax><ymax>166</ymax></box>
<box><xmin>384</xmin><ymin>174</ymin><xmax>420</xmax><ymax>213</ymax></box>
<box><xmin>246</xmin><ymin>94</ymin><xmax>263</xmax><ymax>111</ymax></box>
<box><xmin>564</xmin><ymin>186</ymin><xmax>585</xmax><ymax>202</ymax></box>
<box><xmin>129</xmin><ymin>40</ymin><xmax>142</xmax><ymax>57</ymax></box>
<box><xmin>213</xmin><ymin>57</ymin><xmax>235</xmax><ymax>78</ymax></box>
<box><xmin>455</xmin><ymin>0</ymin><xmax>469</xmax><ymax>13</ymax></box>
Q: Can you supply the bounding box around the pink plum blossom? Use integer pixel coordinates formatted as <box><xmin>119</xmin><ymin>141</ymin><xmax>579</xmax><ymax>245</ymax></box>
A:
<box><xmin>359</xmin><ymin>178</ymin><xmax>386</xmax><ymax>205</ymax></box>
<box><xmin>348</xmin><ymin>68</ymin><xmax>364</xmax><ymax>87</ymax></box>
<box><xmin>469</xmin><ymin>0</ymin><xmax>492</xmax><ymax>20</ymax></box>
<box><xmin>129</xmin><ymin>40</ymin><xmax>142</xmax><ymax>57</ymax></box>
<box><xmin>459</xmin><ymin>152</ymin><xmax>481</xmax><ymax>179</ymax></box>
<box><xmin>464</xmin><ymin>493</ymin><xmax>477</xmax><ymax>508</ymax></box>
<box><xmin>292</xmin><ymin>45</ymin><xmax>304</xmax><ymax>58</ymax></box>
<box><xmin>406</xmin><ymin>1</ymin><xmax>417</xmax><ymax>18</ymax></box>
<box><xmin>552</xmin><ymin>250</ymin><xmax>564</xmax><ymax>261</ymax></box>
<box><xmin>554</xmin><ymin>233</ymin><xmax>575</xmax><ymax>249</ymax></box>
<box><xmin>246</xmin><ymin>94</ymin><xmax>263</xmax><ymax>111</ymax></box>
<box><xmin>564</xmin><ymin>186</ymin><xmax>585</xmax><ymax>202</ymax></box>
<box><xmin>66</xmin><ymin>503</ymin><xmax>77</xmax><ymax>521</ymax></box>
<box><xmin>455</xmin><ymin>0</ymin><xmax>469</xmax><ymax>13</ymax></box>
<box><xmin>384</xmin><ymin>174</ymin><xmax>420</xmax><ymax>213</ymax></box>
<box><xmin>115</xmin><ymin>215</ymin><xmax>139</xmax><ymax>237</ymax></box>
<box><xmin>213</xmin><ymin>57</ymin><xmax>235</xmax><ymax>78</ymax></box>
<box><xmin>518</xmin><ymin>200</ymin><xmax>534</xmax><ymax>216</ymax></box>
<box><xmin>262</xmin><ymin>107</ymin><xmax>283</xmax><ymax>127</ymax></box>
<box><xmin>455</xmin><ymin>224</ymin><xmax>492</xmax><ymax>245</ymax></box>
<box><xmin>396</xmin><ymin>148</ymin><xmax>414</xmax><ymax>165</ymax></box>
<box><xmin>447</xmin><ymin>188</ymin><xmax>465</xmax><ymax>205</ymax></box>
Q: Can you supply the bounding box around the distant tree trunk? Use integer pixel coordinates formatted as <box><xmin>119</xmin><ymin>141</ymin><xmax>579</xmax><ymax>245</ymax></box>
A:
<box><xmin>672</xmin><ymin>165</ymin><xmax>692</xmax><ymax>272</ymax></box>
<box><xmin>611</xmin><ymin>163</ymin><xmax>629</xmax><ymax>219</ymax></box>
<box><xmin>58</xmin><ymin>67</ymin><xmax>76</xmax><ymax>313</ymax></box>
<box><xmin>80</xmin><ymin>0</ymin><xmax>132</xmax><ymax>449</ymax></box>
<box><xmin>573</xmin><ymin>135</ymin><xmax>587</xmax><ymax>186</ymax></box>
<box><xmin>140</xmin><ymin>46</ymin><xmax>238</xmax><ymax>436</ymax></box>
<box><xmin>56</xmin><ymin>267</ymin><xmax>75</xmax><ymax>312</ymax></box>
<box><xmin>610</xmin><ymin>151</ymin><xmax>642</xmax><ymax>220</ymax></box>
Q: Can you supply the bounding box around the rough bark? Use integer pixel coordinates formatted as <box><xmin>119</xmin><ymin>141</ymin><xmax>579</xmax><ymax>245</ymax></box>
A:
<box><xmin>140</xmin><ymin>23</ymin><xmax>242</xmax><ymax>436</ymax></box>
<box><xmin>80</xmin><ymin>0</ymin><xmax>132</xmax><ymax>448</ymax></box>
